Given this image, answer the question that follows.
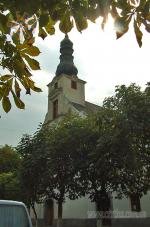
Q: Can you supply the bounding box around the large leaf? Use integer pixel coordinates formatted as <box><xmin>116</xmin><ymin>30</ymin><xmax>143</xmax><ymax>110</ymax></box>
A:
<box><xmin>13</xmin><ymin>59</ymin><xmax>26</xmax><ymax>77</ymax></box>
<box><xmin>59</xmin><ymin>10</ymin><xmax>73</xmax><ymax>34</ymax></box>
<box><xmin>74</xmin><ymin>12</ymin><xmax>88</xmax><ymax>32</ymax></box>
<box><xmin>0</xmin><ymin>75</ymin><xmax>13</xmax><ymax>81</ymax></box>
<box><xmin>2</xmin><ymin>96</ymin><xmax>11</xmax><ymax>113</ymax></box>
<box><xmin>134</xmin><ymin>19</ymin><xmax>143</xmax><ymax>47</ymax></box>
<box><xmin>39</xmin><ymin>14</ymin><xmax>49</xmax><ymax>27</ymax></box>
<box><xmin>11</xmin><ymin>90</ymin><xmax>25</xmax><ymax>109</ymax></box>
<box><xmin>45</xmin><ymin>17</ymin><xmax>55</xmax><ymax>35</ymax></box>
<box><xmin>31</xmin><ymin>86</ymin><xmax>42</xmax><ymax>92</ymax></box>
<box><xmin>39</xmin><ymin>27</ymin><xmax>47</xmax><ymax>39</ymax></box>
<box><xmin>15</xmin><ymin>79</ymin><xmax>21</xmax><ymax>98</ymax></box>
<box><xmin>24</xmin><ymin>55</ymin><xmax>40</xmax><ymax>70</ymax></box>
<box><xmin>22</xmin><ymin>46</ymin><xmax>40</xmax><ymax>57</ymax></box>
<box><xmin>12</xmin><ymin>31</ymin><xmax>20</xmax><ymax>45</ymax></box>
<box><xmin>0</xmin><ymin>13</ymin><xmax>10</xmax><ymax>34</ymax></box>
<box><xmin>143</xmin><ymin>0</ymin><xmax>150</xmax><ymax>18</ymax></box>
<box><xmin>114</xmin><ymin>16</ymin><xmax>131</xmax><ymax>39</ymax></box>
<box><xmin>0</xmin><ymin>87</ymin><xmax>3</xmax><ymax>101</ymax></box>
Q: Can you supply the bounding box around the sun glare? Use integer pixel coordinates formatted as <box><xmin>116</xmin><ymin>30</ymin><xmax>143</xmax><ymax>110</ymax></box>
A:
<box><xmin>104</xmin><ymin>15</ymin><xmax>115</xmax><ymax>35</ymax></box>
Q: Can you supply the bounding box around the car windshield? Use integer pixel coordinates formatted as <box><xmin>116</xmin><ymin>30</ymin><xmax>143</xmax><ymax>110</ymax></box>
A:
<box><xmin>0</xmin><ymin>204</ymin><xmax>30</xmax><ymax>227</ymax></box>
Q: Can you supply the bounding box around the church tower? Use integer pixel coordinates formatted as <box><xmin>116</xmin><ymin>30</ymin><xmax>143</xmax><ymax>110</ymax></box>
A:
<box><xmin>45</xmin><ymin>35</ymin><xmax>86</xmax><ymax>124</ymax></box>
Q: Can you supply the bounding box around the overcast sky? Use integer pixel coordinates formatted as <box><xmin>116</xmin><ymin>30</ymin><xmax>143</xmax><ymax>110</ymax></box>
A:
<box><xmin>0</xmin><ymin>18</ymin><xmax>149</xmax><ymax>147</ymax></box>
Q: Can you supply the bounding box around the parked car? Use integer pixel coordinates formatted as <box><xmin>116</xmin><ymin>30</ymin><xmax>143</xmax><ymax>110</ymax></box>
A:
<box><xmin>0</xmin><ymin>200</ymin><xmax>32</xmax><ymax>227</ymax></box>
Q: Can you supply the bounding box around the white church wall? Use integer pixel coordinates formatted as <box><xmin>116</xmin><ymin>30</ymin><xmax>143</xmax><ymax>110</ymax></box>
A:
<box><xmin>59</xmin><ymin>196</ymin><xmax>95</xmax><ymax>219</ymax></box>
<box><xmin>113</xmin><ymin>193</ymin><xmax>150</xmax><ymax>218</ymax></box>
<box><xmin>59</xmin><ymin>75</ymin><xmax>85</xmax><ymax>106</ymax></box>
<box><xmin>45</xmin><ymin>74</ymin><xmax>86</xmax><ymax>123</ymax></box>
<box><xmin>30</xmin><ymin>192</ymin><xmax>150</xmax><ymax>221</ymax></box>
<box><xmin>112</xmin><ymin>196</ymin><xmax>130</xmax><ymax>218</ymax></box>
<box><xmin>30</xmin><ymin>202</ymin><xmax>44</xmax><ymax>219</ymax></box>
<box><xmin>141</xmin><ymin>192</ymin><xmax>150</xmax><ymax>217</ymax></box>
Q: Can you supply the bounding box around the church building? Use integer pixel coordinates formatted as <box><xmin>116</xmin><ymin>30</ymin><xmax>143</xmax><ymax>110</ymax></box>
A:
<box><xmin>32</xmin><ymin>35</ymin><xmax>150</xmax><ymax>227</ymax></box>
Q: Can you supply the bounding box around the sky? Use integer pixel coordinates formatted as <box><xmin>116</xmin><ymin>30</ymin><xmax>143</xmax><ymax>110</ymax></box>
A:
<box><xmin>0</xmin><ymin>18</ymin><xmax>150</xmax><ymax>147</ymax></box>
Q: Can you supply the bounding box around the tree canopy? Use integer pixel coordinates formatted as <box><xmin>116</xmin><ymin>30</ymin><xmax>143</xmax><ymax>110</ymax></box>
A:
<box><xmin>102</xmin><ymin>83</ymin><xmax>150</xmax><ymax>198</ymax></box>
<box><xmin>0</xmin><ymin>145</ymin><xmax>21</xmax><ymax>200</ymax></box>
<box><xmin>0</xmin><ymin>144</ymin><xmax>20</xmax><ymax>173</ymax></box>
<box><xmin>0</xmin><ymin>0</ymin><xmax>150</xmax><ymax>112</ymax></box>
<box><xmin>16</xmin><ymin>82</ymin><xmax>150</xmax><ymax>225</ymax></box>
<box><xmin>17</xmin><ymin>115</ymin><xmax>98</xmax><ymax>225</ymax></box>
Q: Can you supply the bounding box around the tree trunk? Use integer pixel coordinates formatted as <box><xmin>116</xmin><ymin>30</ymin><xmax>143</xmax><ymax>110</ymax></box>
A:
<box><xmin>96</xmin><ymin>192</ymin><xmax>112</xmax><ymax>227</ymax></box>
<box><xmin>57</xmin><ymin>201</ymin><xmax>63</xmax><ymax>227</ymax></box>
<box><xmin>27</xmin><ymin>204</ymin><xmax>30</xmax><ymax>215</ymax></box>
<box><xmin>31</xmin><ymin>204</ymin><xmax>38</xmax><ymax>227</ymax></box>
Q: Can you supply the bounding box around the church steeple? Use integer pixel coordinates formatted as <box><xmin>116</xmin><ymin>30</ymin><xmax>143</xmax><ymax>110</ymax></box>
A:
<box><xmin>56</xmin><ymin>34</ymin><xmax>78</xmax><ymax>77</ymax></box>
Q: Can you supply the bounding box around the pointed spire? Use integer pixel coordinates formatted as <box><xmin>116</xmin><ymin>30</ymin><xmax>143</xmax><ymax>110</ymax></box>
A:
<box><xmin>56</xmin><ymin>34</ymin><xmax>78</xmax><ymax>77</ymax></box>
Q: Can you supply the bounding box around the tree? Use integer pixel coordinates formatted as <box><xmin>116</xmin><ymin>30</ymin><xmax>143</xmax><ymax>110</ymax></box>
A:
<box><xmin>0</xmin><ymin>0</ymin><xmax>150</xmax><ymax>112</ymax></box>
<box><xmin>17</xmin><ymin>133</ymin><xmax>47</xmax><ymax>225</ymax></box>
<box><xmin>94</xmin><ymin>83</ymin><xmax>150</xmax><ymax>217</ymax></box>
<box><xmin>15</xmin><ymin>83</ymin><xmax>150</xmax><ymax>226</ymax></box>
<box><xmin>80</xmin><ymin>83</ymin><xmax>150</xmax><ymax>226</ymax></box>
<box><xmin>0</xmin><ymin>145</ymin><xmax>20</xmax><ymax>173</ymax></box>
<box><xmin>82</xmin><ymin>111</ymin><xmax>120</xmax><ymax>227</ymax></box>
<box><xmin>102</xmin><ymin>83</ymin><xmax>150</xmax><ymax>199</ymax></box>
<box><xmin>17</xmin><ymin>115</ymin><xmax>98</xmax><ymax>227</ymax></box>
<box><xmin>40</xmin><ymin>115</ymin><xmax>98</xmax><ymax>227</ymax></box>
<box><xmin>0</xmin><ymin>172</ymin><xmax>21</xmax><ymax>200</ymax></box>
<box><xmin>0</xmin><ymin>145</ymin><xmax>21</xmax><ymax>200</ymax></box>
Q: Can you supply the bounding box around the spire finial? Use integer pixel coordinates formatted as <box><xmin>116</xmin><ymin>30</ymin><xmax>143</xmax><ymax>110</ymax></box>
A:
<box><xmin>55</xmin><ymin>34</ymin><xmax>78</xmax><ymax>77</ymax></box>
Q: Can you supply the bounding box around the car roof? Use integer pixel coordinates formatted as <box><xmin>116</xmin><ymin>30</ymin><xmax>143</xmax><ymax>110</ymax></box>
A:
<box><xmin>0</xmin><ymin>200</ymin><xmax>25</xmax><ymax>206</ymax></box>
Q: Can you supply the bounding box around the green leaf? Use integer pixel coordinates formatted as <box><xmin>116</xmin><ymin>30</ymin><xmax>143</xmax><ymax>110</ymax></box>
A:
<box><xmin>0</xmin><ymin>87</ymin><xmax>3</xmax><ymax>100</ymax></box>
<box><xmin>143</xmin><ymin>0</ymin><xmax>150</xmax><ymax>17</ymax></box>
<box><xmin>144</xmin><ymin>22</ymin><xmax>150</xmax><ymax>32</ymax></box>
<box><xmin>98</xmin><ymin>0</ymin><xmax>111</xmax><ymax>16</ymax></box>
<box><xmin>39</xmin><ymin>14</ymin><xmax>49</xmax><ymax>27</ymax></box>
<box><xmin>111</xmin><ymin>3</ymin><xmax>120</xmax><ymax>19</ymax></box>
<box><xmin>31</xmin><ymin>86</ymin><xmax>42</xmax><ymax>92</ymax></box>
<box><xmin>134</xmin><ymin>19</ymin><xmax>143</xmax><ymax>47</ymax></box>
<box><xmin>87</xmin><ymin>7</ymin><xmax>99</xmax><ymax>23</ymax></box>
<box><xmin>74</xmin><ymin>13</ymin><xmax>88</xmax><ymax>32</ymax></box>
<box><xmin>24</xmin><ymin>55</ymin><xmax>40</xmax><ymax>70</ymax></box>
<box><xmin>2</xmin><ymin>96</ymin><xmax>11</xmax><ymax>113</ymax></box>
<box><xmin>0</xmin><ymin>13</ymin><xmax>9</xmax><ymax>34</ymax></box>
<box><xmin>7</xmin><ymin>78</ymin><xmax>13</xmax><ymax>89</ymax></box>
<box><xmin>15</xmin><ymin>79</ymin><xmax>21</xmax><ymax>98</ymax></box>
<box><xmin>59</xmin><ymin>10</ymin><xmax>73</xmax><ymax>34</ymax></box>
<box><xmin>28</xmin><ymin>18</ymin><xmax>36</xmax><ymax>25</ymax></box>
<box><xmin>11</xmin><ymin>90</ymin><xmax>25</xmax><ymax>109</ymax></box>
<box><xmin>0</xmin><ymin>75</ymin><xmax>13</xmax><ymax>81</ymax></box>
<box><xmin>22</xmin><ymin>46</ymin><xmax>40</xmax><ymax>56</ymax></box>
<box><xmin>13</xmin><ymin>60</ymin><xmax>25</xmax><ymax>77</ymax></box>
<box><xmin>23</xmin><ymin>76</ymin><xmax>36</xmax><ymax>92</ymax></box>
<box><xmin>12</xmin><ymin>31</ymin><xmax>20</xmax><ymax>45</ymax></box>
<box><xmin>39</xmin><ymin>27</ymin><xmax>47</xmax><ymax>39</ymax></box>
<box><xmin>45</xmin><ymin>17</ymin><xmax>55</xmax><ymax>35</ymax></box>
<box><xmin>114</xmin><ymin>16</ymin><xmax>131</xmax><ymax>39</ymax></box>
